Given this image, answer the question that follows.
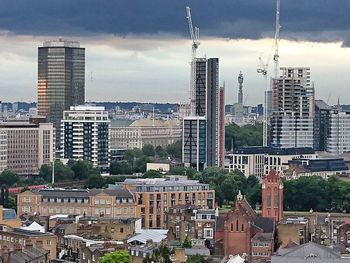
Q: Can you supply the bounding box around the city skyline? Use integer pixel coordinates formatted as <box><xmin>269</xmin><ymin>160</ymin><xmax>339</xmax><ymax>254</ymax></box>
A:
<box><xmin>1</xmin><ymin>1</ymin><xmax>350</xmax><ymax>105</ymax></box>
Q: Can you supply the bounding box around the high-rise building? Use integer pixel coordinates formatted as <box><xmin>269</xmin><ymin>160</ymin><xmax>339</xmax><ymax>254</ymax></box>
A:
<box><xmin>270</xmin><ymin>67</ymin><xmax>314</xmax><ymax>148</ymax></box>
<box><xmin>314</xmin><ymin>100</ymin><xmax>331</xmax><ymax>151</ymax></box>
<box><xmin>182</xmin><ymin>116</ymin><xmax>206</xmax><ymax>171</ymax></box>
<box><xmin>325</xmin><ymin>109</ymin><xmax>350</xmax><ymax>154</ymax></box>
<box><xmin>218</xmin><ymin>86</ymin><xmax>225</xmax><ymax>167</ymax></box>
<box><xmin>38</xmin><ymin>39</ymin><xmax>85</xmax><ymax>147</ymax></box>
<box><xmin>60</xmin><ymin>105</ymin><xmax>110</xmax><ymax>173</ymax></box>
<box><xmin>206</xmin><ymin>58</ymin><xmax>219</xmax><ymax>167</ymax></box>
<box><xmin>0</xmin><ymin>121</ymin><xmax>55</xmax><ymax>175</ymax></box>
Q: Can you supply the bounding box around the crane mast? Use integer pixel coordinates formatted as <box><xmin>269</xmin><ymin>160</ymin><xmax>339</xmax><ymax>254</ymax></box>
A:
<box><xmin>273</xmin><ymin>0</ymin><xmax>281</xmax><ymax>79</ymax></box>
<box><xmin>186</xmin><ymin>6</ymin><xmax>200</xmax><ymax>116</ymax></box>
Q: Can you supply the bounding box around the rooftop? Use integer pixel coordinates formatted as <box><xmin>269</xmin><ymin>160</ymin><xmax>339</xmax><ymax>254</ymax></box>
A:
<box><xmin>231</xmin><ymin>147</ymin><xmax>315</xmax><ymax>155</ymax></box>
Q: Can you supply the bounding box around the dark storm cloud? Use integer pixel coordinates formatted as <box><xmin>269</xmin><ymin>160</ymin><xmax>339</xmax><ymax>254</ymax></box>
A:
<box><xmin>0</xmin><ymin>0</ymin><xmax>349</xmax><ymax>43</ymax></box>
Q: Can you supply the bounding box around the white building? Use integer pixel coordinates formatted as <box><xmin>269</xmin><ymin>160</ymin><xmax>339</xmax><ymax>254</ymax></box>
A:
<box><xmin>326</xmin><ymin>110</ymin><xmax>350</xmax><ymax>154</ymax></box>
<box><xmin>271</xmin><ymin>67</ymin><xmax>314</xmax><ymax>148</ymax></box>
<box><xmin>0</xmin><ymin>121</ymin><xmax>55</xmax><ymax>175</ymax></box>
<box><xmin>225</xmin><ymin>147</ymin><xmax>317</xmax><ymax>179</ymax></box>
<box><xmin>110</xmin><ymin>119</ymin><xmax>181</xmax><ymax>150</ymax></box>
<box><xmin>60</xmin><ymin>105</ymin><xmax>110</xmax><ymax>173</ymax></box>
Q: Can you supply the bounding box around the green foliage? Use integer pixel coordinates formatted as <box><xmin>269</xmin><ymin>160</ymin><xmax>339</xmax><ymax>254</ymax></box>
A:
<box><xmin>110</xmin><ymin>161</ymin><xmax>133</xmax><ymax>175</ymax></box>
<box><xmin>68</xmin><ymin>160</ymin><xmax>94</xmax><ymax>180</ymax></box>
<box><xmin>225</xmin><ymin>123</ymin><xmax>263</xmax><ymax>150</ymax></box>
<box><xmin>143</xmin><ymin>170</ymin><xmax>163</xmax><ymax>178</ymax></box>
<box><xmin>87</xmin><ymin>174</ymin><xmax>104</xmax><ymax>189</ymax></box>
<box><xmin>142</xmin><ymin>144</ymin><xmax>155</xmax><ymax>157</ymax></box>
<box><xmin>170</xmin><ymin>167</ymin><xmax>201</xmax><ymax>180</ymax></box>
<box><xmin>134</xmin><ymin>155</ymin><xmax>150</xmax><ymax>173</ymax></box>
<box><xmin>143</xmin><ymin>244</ymin><xmax>173</xmax><ymax>263</ymax></box>
<box><xmin>100</xmin><ymin>250</ymin><xmax>131</xmax><ymax>263</ymax></box>
<box><xmin>166</xmin><ymin>141</ymin><xmax>182</xmax><ymax>158</ymax></box>
<box><xmin>8</xmin><ymin>194</ymin><xmax>16</xmax><ymax>210</ymax></box>
<box><xmin>186</xmin><ymin>254</ymin><xmax>210</xmax><ymax>263</ymax></box>
<box><xmin>39</xmin><ymin>164</ymin><xmax>52</xmax><ymax>182</ymax></box>
<box><xmin>0</xmin><ymin>170</ymin><xmax>19</xmax><ymax>187</ymax></box>
<box><xmin>155</xmin><ymin>146</ymin><xmax>167</xmax><ymax>158</ymax></box>
<box><xmin>182</xmin><ymin>236</ymin><xmax>192</xmax><ymax>248</ymax></box>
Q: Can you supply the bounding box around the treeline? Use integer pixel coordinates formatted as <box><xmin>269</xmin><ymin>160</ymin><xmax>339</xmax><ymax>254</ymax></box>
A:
<box><xmin>110</xmin><ymin>142</ymin><xmax>182</xmax><ymax>175</ymax></box>
<box><xmin>283</xmin><ymin>176</ymin><xmax>350</xmax><ymax>213</ymax></box>
<box><xmin>225</xmin><ymin>122</ymin><xmax>263</xmax><ymax>150</ymax></box>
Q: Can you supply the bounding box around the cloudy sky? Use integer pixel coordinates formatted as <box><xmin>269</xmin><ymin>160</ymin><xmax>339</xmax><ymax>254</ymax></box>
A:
<box><xmin>1</xmin><ymin>0</ymin><xmax>350</xmax><ymax>105</ymax></box>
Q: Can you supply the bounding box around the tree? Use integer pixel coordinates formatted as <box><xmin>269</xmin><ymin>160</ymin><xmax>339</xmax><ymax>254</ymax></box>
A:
<box><xmin>143</xmin><ymin>170</ymin><xmax>163</xmax><ymax>178</ymax></box>
<box><xmin>69</xmin><ymin>160</ymin><xmax>93</xmax><ymax>180</ymax></box>
<box><xmin>134</xmin><ymin>156</ymin><xmax>150</xmax><ymax>173</ymax></box>
<box><xmin>155</xmin><ymin>146</ymin><xmax>167</xmax><ymax>158</ymax></box>
<box><xmin>186</xmin><ymin>255</ymin><xmax>210</xmax><ymax>263</ymax></box>
<box><xmin>110</xmin><ymin>161</ymin><xmax>133</xmax><ymax>175</ymax></box>
<box><xmin>0</xmin><ymin>170</ymin><xmax>19</xmax><ymax>187</ymax></box>
<box><xmin>38</xmin><ymin>164</ymin><xmax>52</xmax><ymax>182</ymax></box>
<box><xmin>143</xmin><ymin>244</ymin><xmax>173</xmax><ymax>263</ymax></box>
<box><xmin>100</xmin><ymin>250</ymin><xmax>131</xmax><ymax>263</ymax></box>
<box><xmin>87</xmin><ymin>174</ymin><xmax>104</xmax><ymax>189</ymax></box>
<box><xmin>53</xmin><ymin>160</ymin><xmax>75</xmax><ymax>182</ymax></box>
<box><xmin>166</xmin><ymin>141</ymin><xmax>182</xmax><ymax>158</ymax></box>
<box><xmin>225</xmin><ymin>123</ymin><xmax>263</xmax><ymax>150</ymax></box>
<box><xmin>142</xmin><ymin>144</ymin><xmax>155</xmax><ymax>157</ymax></box>
<box><xmin>182</xmin><ymin>236</ymin><xmax>192</xmax><ymax>248</ymax></box>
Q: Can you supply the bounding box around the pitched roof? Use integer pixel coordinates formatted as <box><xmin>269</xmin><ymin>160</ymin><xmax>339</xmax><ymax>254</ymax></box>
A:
<box><xmin>251</xmin><ymin>232</ymin><xmax>273</xmax><ymax>242</ymax></box>
<box><xmin>89</xmin><ymin>189</ymin><xmax>133</xmax><ymax>198</ymax></box>
<box><xmin>253</xmin><ymin>217</ymin><xmax>275</xmax><ymax>233</ymax></box>
<box><xmin>276</xmin><ymin>242</ymin><xmax>341</xmax><ymax>259</ymax></box>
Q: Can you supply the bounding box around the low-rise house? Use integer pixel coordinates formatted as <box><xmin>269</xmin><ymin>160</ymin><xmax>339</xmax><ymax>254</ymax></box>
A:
<box><xmin>277</xmin><ymin>217</ymin><xmax>309</xmax><ymax>248</ymax></box>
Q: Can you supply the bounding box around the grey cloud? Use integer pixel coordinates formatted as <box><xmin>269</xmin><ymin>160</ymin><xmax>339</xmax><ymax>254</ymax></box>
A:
<box><xmin>0</xmin><ymin>0</ymin><xmax>350</xmax><ymax>44</ymax></box>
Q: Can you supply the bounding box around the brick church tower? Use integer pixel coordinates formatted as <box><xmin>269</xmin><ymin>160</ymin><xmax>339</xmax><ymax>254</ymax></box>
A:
<box><xmin>262</xmin><ymin>170</ymin><xmax>283</xmax><ymax>222</ymax></box>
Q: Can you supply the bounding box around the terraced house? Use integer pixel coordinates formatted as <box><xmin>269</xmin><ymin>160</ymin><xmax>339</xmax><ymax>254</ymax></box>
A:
<box><xmin>17</xmin><ymin>188</ymin><xmax>135</xmax><ymax>218</ymax></box>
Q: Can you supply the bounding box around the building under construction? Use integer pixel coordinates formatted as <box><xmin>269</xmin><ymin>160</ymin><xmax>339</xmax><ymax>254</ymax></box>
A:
<box><xmin>270</xmin><ymin>67</ymin><xmax>315</xmax><ymax>148</ymax></box>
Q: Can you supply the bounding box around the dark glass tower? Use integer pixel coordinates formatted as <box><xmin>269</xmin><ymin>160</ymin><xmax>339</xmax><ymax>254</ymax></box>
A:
<box><xmin>37</xmin><ymin>39</ymin><xmax>85</xmax><ymax>147</ymax></box>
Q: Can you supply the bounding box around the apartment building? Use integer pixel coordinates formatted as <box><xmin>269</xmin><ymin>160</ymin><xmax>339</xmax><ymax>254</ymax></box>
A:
<box><xmin>0</xmin><ymin>225</ymin><xmax>57</xmax><ymax>260</ymax></box>
<box><xmin>17</xmin><ymin>188</ymin><xmax>135</xmax><ymax>218</ymax></box>
<box><xmin>110</xmin><ymin>119</ymin><xmax>181</xmax><ymax>150</ymax></box>
<box><xmin>0</xmin><ymin>121</ymin><xmax>55</xmax><ymax>175</ymax></box>
<box><xmin>60</xmin><ymin>105</ymin><xmax>110</xmax><ymax>173</ymax></box>
<box><xmin>120</xmin><ymin>176</ymin><xmax>215</xmax><ymax>229</ymax></box>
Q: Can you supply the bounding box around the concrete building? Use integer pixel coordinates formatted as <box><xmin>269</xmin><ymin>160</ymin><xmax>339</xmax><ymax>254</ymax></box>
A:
<box><xmin>182</xmin><ymin>116</ymin><xmax>207</xmax><ymax>171</ymax></box>
<box><xmin>277</xmin><ymin>217</ymin><xmax>309</xmax><ymax>248</ymax></box>
<box><xmin>326</xmin><ymin>109</ymin><xmax>350</xmax><ymax>154</ymax></box>
<box><xmin>38</xmin><ymin>39</ymin><xmax>85</xmax><ymax>147</ymax></box>
<box><xmin>60</xmin><ymin>105</ymin><xmax>110</xmax><ymax>173</ymax></box>
<box><xmin>225</xmin><ymin>147</ymin><xmax>316</xmax><ymax>179</ymax></box>
<box><xmin>314</xmin><ymin>100</ymin><xmax>332</xmax><ymax>151</ymax></box>
<box><xmin>17</xmin><ymin>188</ymin><xmax>135</xmax><ymax>218</ymax></box>
<box><xmin>271</xmin><ymin>67</ymin><xmax>314</xmax><ymax>148</ymax></box>
<box><xmin>0</xmin><ymin>121</ymin><xmax>55</xmax><ymax>175</ymax></box>
<box><xmin>121</xmin><ymin>176</ymin><xmax>215</xmax><ymax>229</ymax></box>
<box><xmin>110</xmin><ymin>119</ymin><xmax>181</xmax><ymax>150</ymax></box>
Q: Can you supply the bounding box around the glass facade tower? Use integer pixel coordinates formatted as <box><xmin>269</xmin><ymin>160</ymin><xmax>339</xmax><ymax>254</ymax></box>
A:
<box><xmin>37</xmin><ymin>39</ymin><xmax>85</xmax><ymax>147</ymax></box>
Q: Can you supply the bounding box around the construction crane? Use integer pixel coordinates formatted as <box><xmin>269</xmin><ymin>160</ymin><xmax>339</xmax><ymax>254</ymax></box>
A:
<box><xmin>257</xmin><ymin>0</ymin><xmax>281</xmax><ymax>147</ymax></box>
<box><xmin>186</xmin><ymin>6</ymin><xmax>200</xmax><ymax>115</ymax></box>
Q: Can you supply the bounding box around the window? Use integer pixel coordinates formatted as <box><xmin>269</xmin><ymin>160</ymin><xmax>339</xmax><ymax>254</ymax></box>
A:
<box><xmin>120</xmin><ymin>228</ymin><xmax>124</xmax><ymax>233</ymax></box>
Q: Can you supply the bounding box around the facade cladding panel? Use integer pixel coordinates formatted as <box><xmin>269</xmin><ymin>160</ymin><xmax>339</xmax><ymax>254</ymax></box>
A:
<box><xmin>206</xmin><ymin>58</ymin><xmax>219</xmax><ymax>167</ymax></box>
<box><xmin>195</xmin><ymin>59</ymin><xmax>207</xmax><ymax>117</ymax></box>
<box><xmin>38</xmin><ymin>40</ymin><xmax>85</xmax><ymax>147</ymax></box>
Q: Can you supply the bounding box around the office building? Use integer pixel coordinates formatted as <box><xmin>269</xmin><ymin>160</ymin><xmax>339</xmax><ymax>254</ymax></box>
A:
<box><xmin>110</xmin><ymin>119</ymin><xmax>181</xmax><ymax>150</ymax></box>
<box><xmin>17</xmin><ymin>188</ymin><xmax>135</xmax><ymax>218</ymax></box>
<box><xmin>121</xmin><ymin>176</ymin><xmax>215</xmax><ymax>229</ymax></box>
<box><xmin>271</xmin><ymin>67</ymin><xmax>314</xmax><ymax>148</ymax></box>
<box><xmin>0</xmin><ymin>121</ymin><xmax>55</xmax><ymax>175</ymax></box>
<box><xmin>182</xmin><ymin>116</ymin><xmax>206</xmax><ymax>171</ymax></box>
<box><xmin>225</xmin><ymin>147</ymin><xmax>316</xmax><ymax>179</ymax></box>
<box><xmin>218</xmin><ymin>86</ymin><xmax>225</xmax><ymax>167</ymax></box>
<box><xmin>314</xmin><ymin>100</ymin><xmax>332</xmax><ymax>151</ymax></box>
<box><xmin>60</xmin><ymin>105</ymin><xmax>110</xmax><ymax>172</ymax></box>
<box><xmin>38</xmin><ymin>39</ymin><xmax>85</xmax><ymax>147</ymax></box>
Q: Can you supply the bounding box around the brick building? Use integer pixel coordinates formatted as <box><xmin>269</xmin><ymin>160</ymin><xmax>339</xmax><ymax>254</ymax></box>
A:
<box><xmin>121</xmin><ymin>176</ymin><xmax>215</xmax><ymax>229</ymax></box>
<box><xmin>166</xmin><ymin>205</ymin><xmax>216</xmax><ymax>247</ymax></box>
<box><xmin>17</xmin><ymin>188</ymin><xmax>135</xmax><ymax>218</ymax></box>
<box><xmin>215</xmin><ymin>191</ymin><xmax>275</xmax><ymax>261</ymax></box>
<box><xmin>262</xmin><ymin>170</ymin><xmax>284</xmax><ymax>223</ymax></box>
